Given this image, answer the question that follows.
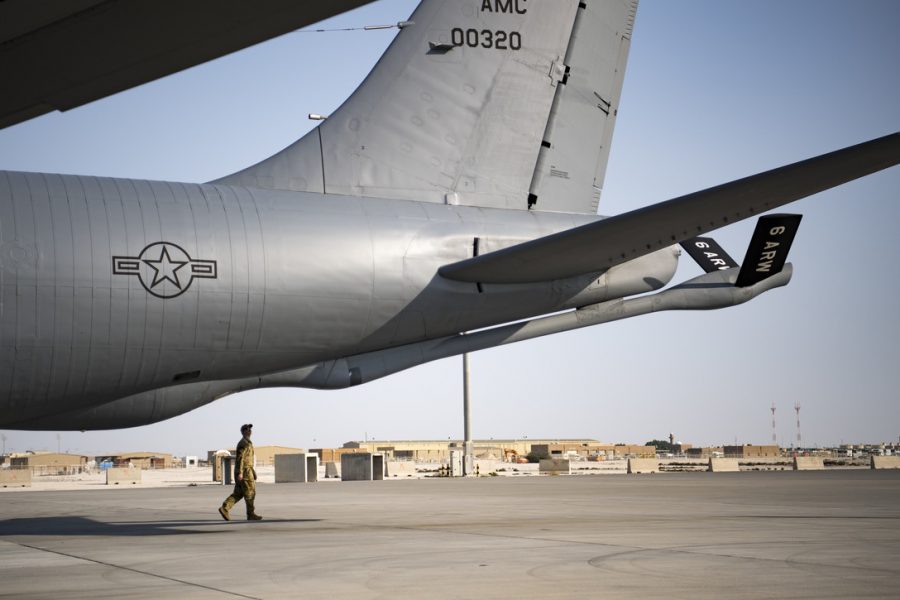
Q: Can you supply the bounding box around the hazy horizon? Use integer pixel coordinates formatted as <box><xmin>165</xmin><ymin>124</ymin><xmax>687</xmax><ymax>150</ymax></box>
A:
<box><xmin>1</xmin><ymin>0</ymin><xmax>898</xmax><ymax>457</ymax></box>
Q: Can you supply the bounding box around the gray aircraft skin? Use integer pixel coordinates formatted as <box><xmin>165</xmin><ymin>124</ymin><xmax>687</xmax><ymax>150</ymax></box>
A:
<box><xmin>1</xmin><ymin>0</ymin><xmax>898</xmax><ymax>430</ymax></box>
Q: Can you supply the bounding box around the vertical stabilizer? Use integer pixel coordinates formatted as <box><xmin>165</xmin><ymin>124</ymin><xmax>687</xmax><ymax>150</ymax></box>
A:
<box><xmin>215</xmin><ymin>0</ymin><xmax>578</xmax><ymax>209</ymax></box>
<box><xmin>216</xmin><ymin>0</ymin><xmax>635</xmax><ymax>214</ymax></box>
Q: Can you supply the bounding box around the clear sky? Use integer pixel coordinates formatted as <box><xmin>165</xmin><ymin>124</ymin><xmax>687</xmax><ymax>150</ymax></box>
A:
<box><xmin>1</xmin><ymin>0</ymin><xmax>898</xmax><ymax>457</ymax></box>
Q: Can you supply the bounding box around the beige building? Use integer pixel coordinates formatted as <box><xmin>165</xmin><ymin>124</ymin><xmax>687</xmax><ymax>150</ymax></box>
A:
<box><xmin>723</xmin><ymin>445</ymin><xmax>780</xmax><ymax>458</ymax></box>
<box><xmin>9</xmin><ymin>452</ymin><xmax>88</xmax><ymax>468</ymax></box>
<box><xmin>254</xmin><ymin>446</ymin><xmax>305</xmax><ymax>466</ymax></box>
<box><xmin>311</xmin><ymin>446</ymin><xmax>373</xmax><ymax>464</ymax></box>
<box><xmin>532</xmin><ymin>442</ymin><xmax>656</xmax><ymax>459</ymax></box>
<box><xmin>337</xmin><ymin>439</ymin><xmax>605</xmax><ymax>462</ymax></box>
<box><xmin>106</xmin><ymin>452</ymin><xmax>174</xmax><ymax>469</ymax></box>
<box><xmin>9</xmin><ymin>452</ymin><xmax>89</xmax><ymax>475</ymax></box>
<box><xmin>686</xmin><ymin>447</ymin><xmax>725</xmax><ymax>458</ymax></box>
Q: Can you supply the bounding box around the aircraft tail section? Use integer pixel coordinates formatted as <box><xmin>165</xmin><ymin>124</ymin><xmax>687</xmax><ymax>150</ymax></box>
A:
<box><xmin>215</xmin><ymin>0</ymin><xmax>637</xmax><ymax>214</ymax></box>
<box><xmin>527</xmin><ymin>0</ymin><xmax>638</xmax><ymax>213</ymax></box>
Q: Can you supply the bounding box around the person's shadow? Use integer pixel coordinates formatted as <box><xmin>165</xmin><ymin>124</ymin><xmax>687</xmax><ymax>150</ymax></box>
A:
<box><xmin>0</xmin><ymin>516</ymin><xmax>320</xmax><ymax>537</ymax></box>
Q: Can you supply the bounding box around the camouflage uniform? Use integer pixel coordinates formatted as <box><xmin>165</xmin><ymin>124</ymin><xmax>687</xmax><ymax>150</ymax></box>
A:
<box><xmin>220</xmin><ymin>435</ymin><xmax>261</xmax><ymax>520</ymax></box>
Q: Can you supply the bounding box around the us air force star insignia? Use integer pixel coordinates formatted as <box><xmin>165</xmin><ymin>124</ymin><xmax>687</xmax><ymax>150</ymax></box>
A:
<box><xmin>144</xmin><ymin>246</ymin><xmax>187</xmax><ymax>289</ymax></box>
<box><xmin>112</xmin><ymin>242</ymin><xmax>217</xmax><ymax>299</ymax></box>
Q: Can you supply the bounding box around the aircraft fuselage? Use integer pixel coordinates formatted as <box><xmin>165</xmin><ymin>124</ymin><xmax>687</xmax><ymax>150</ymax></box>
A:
<box><xmin>0</xmin><ymin>170</ymin><xmax>678</xmax><ymax>427</ymax></box>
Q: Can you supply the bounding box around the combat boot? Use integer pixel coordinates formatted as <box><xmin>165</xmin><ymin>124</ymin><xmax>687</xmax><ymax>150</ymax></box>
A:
<box><xmin>218</xmin><ymin>506</ymin><xmax>231</xmax><ymax>521</ymax></box>
<box><xmin>245</xmin><ymin>496</ymin><xmax>261</xmax><ymax>520</ymax></box>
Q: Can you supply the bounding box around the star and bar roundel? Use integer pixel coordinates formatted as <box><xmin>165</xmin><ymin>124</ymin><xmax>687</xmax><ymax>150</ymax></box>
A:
<box><xmin>112</xmin><ymin>242</ymin><xmax>217</xmax><ymax>299</ymax></box>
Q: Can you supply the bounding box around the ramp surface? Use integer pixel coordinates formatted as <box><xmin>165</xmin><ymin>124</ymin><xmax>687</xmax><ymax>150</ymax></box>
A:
<box><xmin>1</xmin><ymin>471</ymin><xmax>898</xmax><ymax>599</ymax></box>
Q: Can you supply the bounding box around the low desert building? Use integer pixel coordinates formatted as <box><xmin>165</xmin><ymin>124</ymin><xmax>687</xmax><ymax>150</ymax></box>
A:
<box><xmin>337</xmin><ymin>439</ymin><xmax>605</xmax><ymax>462</ymax></box>
<box><xmin>8</xmin><ymin>452</ymin><xmax>89</xmax><ymax>474</ymax></box>
<box><xmin>531</xmin><ymin>443</ymin><xmax>656</xmax><ymax>459</ymax></box>
<box><xmin>103</xmin><ymin>452</ymin><xmax>174</xmax><ymax>469</ymax></box>
<box><xmin>686</xmin><ymin>447</ymin><xmax>725</xmax><ymax>458</ymax></box>
<box><xmin>9</xmin><ymin>452</ymin><xmax>88</xmax><ymax>468</ymax></box>
<box><xmin>254</xmin><ymin>446</ymin><xmax>306</xmax><ymax>466</ymax></box>
<box><xmin>723</xmin><ymin>445</ymin><xmax>780</xmax><ymax>458</ymax></box>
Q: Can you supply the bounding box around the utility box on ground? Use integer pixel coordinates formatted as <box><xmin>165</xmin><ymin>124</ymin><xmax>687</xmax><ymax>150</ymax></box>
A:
<box><xmin>341</xmin><ymin>453</ymin><xmax>385</xmax><ymax>481</ymax></box>
<box><xmin>275</xmin><ymin>453</ymin><xmax>319</xmax><ymax>483</ymax></box>
<box><xmin>449</xmin><ymin>450</ymin><xmax>464</xmax><ymax>477</ymax></box>
<box><xmin>212</xmin><ymin>452</ymin><xmax>235</xmax><ymax>483</ymax></box>
<box><xmin>222</xmin><ymin>456</ymin><xmax>235</xmax><ymax>485</ymax></box>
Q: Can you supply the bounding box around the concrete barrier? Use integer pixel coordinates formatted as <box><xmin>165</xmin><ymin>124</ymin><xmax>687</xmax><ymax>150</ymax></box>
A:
<box><xmin>793</xmin><ymin>457</ymin><xmax>825</xmax><ymax>471</ymax></box>
<box><xmin>627</xmin><ymin>458</ymin><xmax>659</xmax><ymax>474</ymax></box>
<box><xmin>341</xmin><ymin>453</ymin><xmax>385</xmax><ymax>481</ymax></box>
<box><xmin>539</xmin><ymin>459</ymin><xmax>570</xmax><ymax>475</ymax></box>
<box><xmin>385</xmin><ymin>461</ymin><xmax>416</xmax><ymax>478</ymax></box>
<box><xmin>106</xmin><ymin>467</ymin><xmax>141</xmax><ymax>485</ymax></box>
<box><xmin>708</xmin><ymin>458</ymin><xmax>740</xmax><ymax>473</ymax></box>
<box><xmin>324</xmin><ymin>461</ymin><xmax>341</xmax><ymax>478</ymax></box>
<box><xmin>871</xmin><ymin>456</ymin><xmax>900</xmax><ymax>470</ymax></box>
<box><xmin>0</xmin><ymin>469</ymin><xmax>32</xmax><ymax>487</ymax></box>
<box><xmin>275</xmin><ymin>453</ymin><xmax>319</xmax><ymax>483</ymax></box>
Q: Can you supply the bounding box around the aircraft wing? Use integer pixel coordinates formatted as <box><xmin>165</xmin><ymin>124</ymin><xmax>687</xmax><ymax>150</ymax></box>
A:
<box><xmin>0</xmin><ymin>0</ymin><xmax>375</xmax><ymax>130</ymax></box>
<box><xmin>440</xmin><ymin>132</ymin><xmax>900</xmax><ymax>284</ymax></box>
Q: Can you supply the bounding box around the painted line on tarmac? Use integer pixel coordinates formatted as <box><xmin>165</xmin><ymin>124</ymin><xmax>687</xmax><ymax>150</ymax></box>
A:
<box><xmin>14</xmin><ymin>541</ymin><xmax>262</xmax><ymax>600</ymax></box>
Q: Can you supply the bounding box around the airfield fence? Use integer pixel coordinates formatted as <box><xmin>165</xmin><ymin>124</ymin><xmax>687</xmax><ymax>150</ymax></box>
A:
<box><xmin>14</xmin><ymin>465</ymin><xmax>91</xmax><ymax>477</ymax></box>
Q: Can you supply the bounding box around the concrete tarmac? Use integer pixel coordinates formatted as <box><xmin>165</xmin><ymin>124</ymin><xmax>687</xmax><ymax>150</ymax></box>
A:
<box><xmin>1</xmin><ymin>470</ymin><xmax>898</xmax><ymax>599</ymax></box>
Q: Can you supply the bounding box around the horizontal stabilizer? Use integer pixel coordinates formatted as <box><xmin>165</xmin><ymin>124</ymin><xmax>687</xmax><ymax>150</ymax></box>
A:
<box><xmin>735</xmin><ymin>214</ymin><xmax>802</xmax><ymax>287</ymax></box>
<box><xmin>680</xmin><ymin>237</ymin><xmax>738</xmax><ymax>273</ymax></box>
<box><xmin>0</xmin><ymin>1</ymin><xmax>377</xmax><ymax>130</ymax></box>
<box><xmin>439</xmin><ymin>132</ymin><xmax>900</xmax><ymax>283</ymax></box>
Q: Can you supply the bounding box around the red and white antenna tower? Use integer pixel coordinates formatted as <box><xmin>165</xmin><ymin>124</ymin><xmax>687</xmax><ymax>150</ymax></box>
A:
<box><xmin>794</xmin><ymin>401</ymin><xmax>802</xmax><ymax>447</ymax></box>
<box><xmin>770</xmin><ymin>401</ymin><xmax>777</xmax><ymax>445</ymax></box>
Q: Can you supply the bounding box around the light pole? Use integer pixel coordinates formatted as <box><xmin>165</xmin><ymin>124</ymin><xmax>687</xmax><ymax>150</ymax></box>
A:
<box><xmin>463</xmin><ymin>353</ymin><xmax>474</xmax><ymax>476</ymax></box>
